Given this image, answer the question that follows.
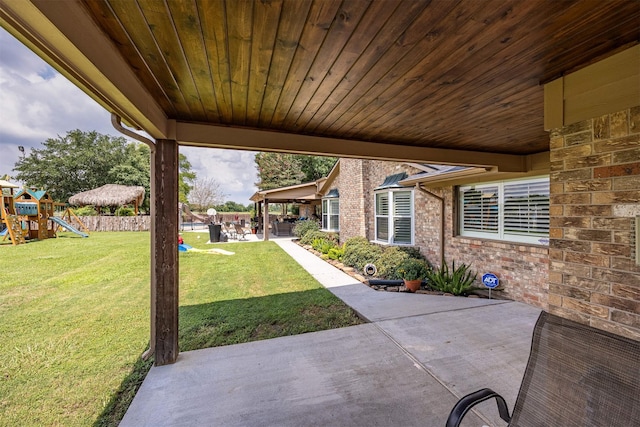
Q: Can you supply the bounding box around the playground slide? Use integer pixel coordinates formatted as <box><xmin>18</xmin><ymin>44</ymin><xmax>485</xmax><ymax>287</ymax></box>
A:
<box><xmin>181</xmin><ymin>203</ymin><xmax>209</xmax><ymax>223</ymax></box>
<box><xmin>50</xmin><ymin>217</ymin><xmax>89</xmax><ymax>238</ymax></box>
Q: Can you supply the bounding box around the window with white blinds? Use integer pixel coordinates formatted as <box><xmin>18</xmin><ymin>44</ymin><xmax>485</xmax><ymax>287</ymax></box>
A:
<box><xmin>375</xmin><ymin>190</ymin><xmax>413</xmax><ymax>245</ymax></box>
<box><xmin>459</xmin><ymin>177</ymin><xmax>549</xmax><ymax>244</ymax></box>
<box><xmin>321</xmin><ymin>198</ymin><xmax>339</xmax><ymax>231</ymax></box>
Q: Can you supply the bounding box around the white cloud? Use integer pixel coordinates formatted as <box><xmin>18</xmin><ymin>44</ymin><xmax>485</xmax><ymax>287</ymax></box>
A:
<box><xmin>180</xmin><ymin>147</ymin><xmax>258</xmax><ymax>204</ymax></box>
<box><xmin>0</xmin><ymin>29</ymin><xmax>258</xmax><ymax>204</ymax></box>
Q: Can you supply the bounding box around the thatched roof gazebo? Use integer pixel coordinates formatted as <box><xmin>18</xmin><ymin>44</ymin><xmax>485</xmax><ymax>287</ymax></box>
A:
<box><xmin>69</xmin><ymin>184</ymin><xmax>145</xmax><ymax>214</ymax></box>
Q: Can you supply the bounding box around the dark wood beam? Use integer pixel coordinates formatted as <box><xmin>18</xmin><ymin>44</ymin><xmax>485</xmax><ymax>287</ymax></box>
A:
<box><xmin>153</xmin><ymin>139</ymin><xmax>179</xmax><ymax>366</ymax></box>
<box><xmin>175</xmin><ymin>121</ymin><xmax>533</xmax><ymax>173</ymax></box>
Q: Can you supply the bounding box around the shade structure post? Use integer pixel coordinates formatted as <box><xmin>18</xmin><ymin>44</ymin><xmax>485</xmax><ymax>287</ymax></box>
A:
<box><xmin>152</xmin><ymin>139</ymin><xmax>179</xmax><ymax>365</ymax></box>
<box><xmin>263</xmin><ymin>199</ymin><xmax>269</xmax><ymax>241</ymax></box>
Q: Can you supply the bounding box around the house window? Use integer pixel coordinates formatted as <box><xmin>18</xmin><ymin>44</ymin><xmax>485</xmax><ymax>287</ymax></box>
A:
<box><xmin>375</xmin><ymin>190</ymin><xmax>413</xmax><ymax>245</ymax></box>
<box><xmin>459</xmin><ymin>177</ymin><xmax>549</xmax><ymax>244</ymax></box>
<box><xmin>321</xmin><ymin>189</ymin><xmax>339</xmax><ymax>231</ymax></box>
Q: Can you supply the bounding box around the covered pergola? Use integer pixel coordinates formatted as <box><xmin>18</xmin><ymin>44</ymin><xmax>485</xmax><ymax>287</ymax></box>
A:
<box><xmin>250</xmin><ymin>181</ymin><xmax>324</xmax><ymax>239</ymax></box>
<box><xmin>1</xmin><ymin>0</ymin><xmax>638</xmax><ymax>365</ymax></box>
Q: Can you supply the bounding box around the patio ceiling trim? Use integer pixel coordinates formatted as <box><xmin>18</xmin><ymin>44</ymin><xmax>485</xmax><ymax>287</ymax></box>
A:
<box><xmin>176</xmin><ymin>121</ymin><xmax>532</xmax><ymax>173</ymax></box>
<box><xmin>0</xmin><ymin>0</ymin><xmax>169</xmax><ymax>138</ymax></box>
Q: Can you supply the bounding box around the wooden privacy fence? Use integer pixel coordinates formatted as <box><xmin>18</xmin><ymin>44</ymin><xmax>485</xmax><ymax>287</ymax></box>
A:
<box><xmin>71</xmin><ymin>214</ymin><xmax>307</xmax><ymax>232</ymax></box>
<box><xmin>76</xmin><ymin>216</ymin><xmax>151</xmax><ymax>232</ymax></box>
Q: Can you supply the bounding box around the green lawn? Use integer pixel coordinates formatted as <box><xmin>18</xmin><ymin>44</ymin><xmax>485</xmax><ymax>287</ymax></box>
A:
<box><xmin>0</xmin><ymin>231</ymin><xmax>363</xmax><ymax>426</ymax></box>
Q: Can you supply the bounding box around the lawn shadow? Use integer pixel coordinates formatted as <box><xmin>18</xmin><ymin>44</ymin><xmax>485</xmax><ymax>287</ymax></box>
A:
<box><xmin>94</xmin><ymin>289</ymin><xmax>364</xmax><ymax>426</ymax></box>
<box><xmin>179</xmin><ymin>288</ymin><xmax>366</xmax><ymax>352</ymax></box>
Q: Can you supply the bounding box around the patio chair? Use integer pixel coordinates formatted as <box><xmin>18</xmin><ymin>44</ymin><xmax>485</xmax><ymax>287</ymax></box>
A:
<box><xmin>234</xmin><ymin>223</ymin><xmax>248</xmax><ymax>241</ymax></box>
<box><xmin>446</xmin><ymin>311</ymin><xmax>640</xmax><ymax>427</ymax></box>
<box><xmin>222</xmin><ymin>223</ymin><xmax>236</xmax><ymax>240</ymax></box>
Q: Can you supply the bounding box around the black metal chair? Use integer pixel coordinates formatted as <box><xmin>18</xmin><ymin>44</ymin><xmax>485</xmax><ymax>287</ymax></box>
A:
<box><xmin>446</xmin><ymin>311</ymin><xmax>640</xmax><ymax>427</ymax></box>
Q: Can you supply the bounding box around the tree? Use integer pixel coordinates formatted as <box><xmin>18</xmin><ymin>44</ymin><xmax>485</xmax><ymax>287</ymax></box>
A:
<box><xmin>178</xmin><ymin>153</ymin><xmax>196</xmax><ymax>204</ymax></box>
<box><xmin>298</xmin><ymin>155</ymin><xmax>337</xmax><ymax>182</ymax></box>
<box><xmin>254</xmin><ymin>153</ymin><xmax>337</xmax><ymax>190</ymax></box>
<box><xmin>188</xmin><ymin>177</ymin><xmax>227</xmax><ymax>211</ymax></box>
<box><xmin>13</xmin><ymin>130</ymin><xmax>141</xmax><ymax>202</ymax></box>
<box><xmin>107</xmin><ymin>143</ymin><xmax>151</xmax><ymax>210</ymax></box>
<box><xmin>214</xmin><ymin>201</ymin><xmax>251</xmax><ymax>212</ymax></box>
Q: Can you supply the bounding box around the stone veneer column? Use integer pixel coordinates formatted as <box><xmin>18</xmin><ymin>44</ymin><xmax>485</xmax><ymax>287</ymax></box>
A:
<box><xmin>549</xmin><ymin>106</ymin><xmax>640</xmax><ymax>341</ymax></box>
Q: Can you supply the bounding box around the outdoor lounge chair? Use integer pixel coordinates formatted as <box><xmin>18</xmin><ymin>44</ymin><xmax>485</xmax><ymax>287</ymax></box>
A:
<box><xmin>446</xmin><ymin>311</ymin><xmax>639</xmax><ymax>427</ymax></box>
<box><xmin>222</xmin><ymin>223</ymin><xmax>236</xmax><ymax>240</ymax></box>
<box><xmin>234</xmin><ymin>223</ymin><xmax>248</xmax><ymax>241</ymax></box>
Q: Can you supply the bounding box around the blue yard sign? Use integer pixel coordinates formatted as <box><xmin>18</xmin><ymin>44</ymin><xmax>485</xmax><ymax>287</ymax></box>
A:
<box><xmin>482</xmin><ymin>273</ymin><xmax>499</xmax><ymax>289</ymax></box>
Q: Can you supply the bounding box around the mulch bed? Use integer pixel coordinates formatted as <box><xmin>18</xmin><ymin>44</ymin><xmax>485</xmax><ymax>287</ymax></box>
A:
<box><xmin>296</xmin><ymin>242</ymin><xmax>496</xmax><ymax>298</ymax></box>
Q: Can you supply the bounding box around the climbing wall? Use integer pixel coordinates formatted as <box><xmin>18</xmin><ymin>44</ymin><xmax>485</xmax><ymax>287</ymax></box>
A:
<box><xmin>2</xmin><ymin>209</ymin><xmax>25</xmax><ymax>245</ymax></box>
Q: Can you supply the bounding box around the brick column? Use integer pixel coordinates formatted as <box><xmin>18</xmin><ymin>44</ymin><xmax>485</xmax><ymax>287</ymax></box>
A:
<box><xmin>549</xmin><ymin>107</ymin><xmax>640</xmax><ymax>340</ymax></box>
<box><xmin>337</xmin><ymin>158</ymin><xmax>366</xmax><ymax>242</ymax></box>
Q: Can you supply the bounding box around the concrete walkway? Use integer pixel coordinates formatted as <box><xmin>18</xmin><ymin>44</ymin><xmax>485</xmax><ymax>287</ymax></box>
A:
<box><xmin>121</xmin><ymin>239</ymin><xmax>541</xmax><ymax>427</ymax></box>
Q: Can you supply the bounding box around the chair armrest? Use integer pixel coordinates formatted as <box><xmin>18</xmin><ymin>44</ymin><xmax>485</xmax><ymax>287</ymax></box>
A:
<box><xmin>446</xmin><ymin>388</ymin><xmax>511</xmax><ymax>427</ymax></box>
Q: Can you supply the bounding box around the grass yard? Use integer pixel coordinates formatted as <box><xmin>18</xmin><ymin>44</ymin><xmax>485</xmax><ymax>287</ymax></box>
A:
<box><xmin>0</xmin><ymin>231</ymin><xmax>363</xmax><ymax>426</ymax></box>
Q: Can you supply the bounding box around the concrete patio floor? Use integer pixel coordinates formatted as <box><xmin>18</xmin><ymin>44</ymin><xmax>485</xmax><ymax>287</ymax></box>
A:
<box><xmin>121</xmin><ymin>239</ymin><xmax>541</xmax><ymax>427</ymax></box>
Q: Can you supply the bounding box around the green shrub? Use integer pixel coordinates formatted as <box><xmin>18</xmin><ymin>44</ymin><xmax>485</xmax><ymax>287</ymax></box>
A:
<box><xmin>376</xmin><ymin>246</ymin><xmax>410</xmax><ymax>279</ymax></box>
<box><xmin>311</xmin><ymin>238</ymin><xmax>337</xmax><ymax>255</ymax></box>
<box><xmin>342</xmin><ymin>237</ymin><xmax>383</xmax><ymax>271</ymax></box>
<box><xmin>398</xmin><ymin>246</ymin><xmax>427</xmax><ymax>262</ymax></box>
<box><xmin>425</xmin><ymin>261</ymin><xmax>478</xmax><ymax>296</ymax></box>
<box><xmin>300</xmin><ymin>230</ymin><xmax>338</xmax><ymax>246</ymax></box>
<box><xmin>73</xmin><ymin>206</ymin><xmax>98</xmax><ymax>216</ymax></box>
<box><xmin>397</xmin><ymin>258</ymin><xmax>430</xmax><ymax>281</ymax></box>
<box><xmin>293</xmin><ymin>220</ymin><xmax>319</xmax><ymax>239</ymax></box>
<box><xmin>115</xmin><ymin>206</ymin><xmax>135</xmax><ymax>216</ymax></box>
<box><xmin>327</xmin><ymin>245</ymin><xmax>345</xmax><ymax>260</ymax></box>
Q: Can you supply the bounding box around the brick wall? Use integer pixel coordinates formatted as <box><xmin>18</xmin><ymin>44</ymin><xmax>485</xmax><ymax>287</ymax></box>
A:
<box><xmin>335</xmin><ymin>158</ymin><xmax>366</xmax><ymax>242</ymax></box>
<box><xmin>333</xmin><ymin>159</ymin><xmax>549</xmax><ymax>307</ymax></box>
<box><xmin>417</xmin><ymin>186</ymin><xmax>549</xmax><ymax>307</ymax></box>
<box><xmin>549</xmin><ymin>106</ymin><xmax>640</xmax><ymax>341</ymax></box>
<box><xmin>298</xmin><ymin>204</ymin><xmax>316</xmax><ymax>219</ymax></box>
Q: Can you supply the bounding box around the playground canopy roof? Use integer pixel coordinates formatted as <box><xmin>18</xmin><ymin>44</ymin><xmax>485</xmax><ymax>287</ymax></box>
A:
<box><xmin>69</xmin><ymin>184</ymin><xmax>145</xmax><ymax>208</ymax></box>
<box><xmin>15</xmin><ymin>188</ymin><xmax>52</xmax><ymax>201</ymax></box>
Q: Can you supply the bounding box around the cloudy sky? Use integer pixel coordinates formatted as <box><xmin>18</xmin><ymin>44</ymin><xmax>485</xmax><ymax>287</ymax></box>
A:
<box><xmin>0</xmin><ymin>29</ymin><xmax>258</xmax><ymax>204</ymax></box>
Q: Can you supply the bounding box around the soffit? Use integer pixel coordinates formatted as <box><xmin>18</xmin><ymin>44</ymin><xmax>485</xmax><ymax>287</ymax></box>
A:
<box><xmin>2</xmin><ymin>0</ymin><xmax>639</xmax><ymax>165</ymax></box>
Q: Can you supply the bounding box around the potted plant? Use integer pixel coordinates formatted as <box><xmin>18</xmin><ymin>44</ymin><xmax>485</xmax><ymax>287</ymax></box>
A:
<box><xmin>397</xmin><ymin>258</ymin><xmax>429</xmax><ymax>292</ymax></box>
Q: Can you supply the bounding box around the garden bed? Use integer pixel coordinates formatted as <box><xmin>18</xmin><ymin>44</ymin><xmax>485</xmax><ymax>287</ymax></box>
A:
<box><xmin>296</xmin><ymin>241</ymin><xmax>501</xmax><ymax>298</ymax></box>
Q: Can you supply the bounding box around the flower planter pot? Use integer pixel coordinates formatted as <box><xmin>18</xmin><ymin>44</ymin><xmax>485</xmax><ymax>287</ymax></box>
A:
<box><xmin>403</xmin><ymin>279</ymin><xmax>422</xmax><ymax>293</ymax></box>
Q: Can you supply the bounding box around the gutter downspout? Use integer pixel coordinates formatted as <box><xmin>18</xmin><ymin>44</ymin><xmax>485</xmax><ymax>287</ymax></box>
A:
<box><xmin>416</xmin><ymin>184</ymin><xmax>445</xmax><ymax>267</ymax></box>
<box><xmin>111</xmin><ymin>113</ymin><xmax>155</xmax><ymax>152</ymax></box>
<box><xmin>111</xmin><ymin>113</ymin><xmax>156</xmax><ymax>361</ymax></box>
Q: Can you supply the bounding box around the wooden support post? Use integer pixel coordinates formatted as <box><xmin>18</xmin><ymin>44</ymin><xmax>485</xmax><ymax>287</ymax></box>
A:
<box><xmin>153</xmin><ymin>139</ymin><xmax>179</xmax><ymax>366</ymax></box>
<box><xmin>263</xmin><ymin>199</ymin><xmax>269</xmax><ymax>241</ymax></box>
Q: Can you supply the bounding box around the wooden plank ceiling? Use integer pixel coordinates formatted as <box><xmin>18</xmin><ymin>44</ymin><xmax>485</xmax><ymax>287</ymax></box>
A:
<box><xmin>56</xmin><ymin>1</ymin><xmax>640</xmax><ymax>155</ymax></box>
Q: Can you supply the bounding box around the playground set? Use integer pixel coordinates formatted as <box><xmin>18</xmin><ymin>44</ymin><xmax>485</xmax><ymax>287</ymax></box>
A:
<box><xmin>1</xmin><ymin>180</ymin><xmax>89</xmax><ymax>246</ymax></box>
